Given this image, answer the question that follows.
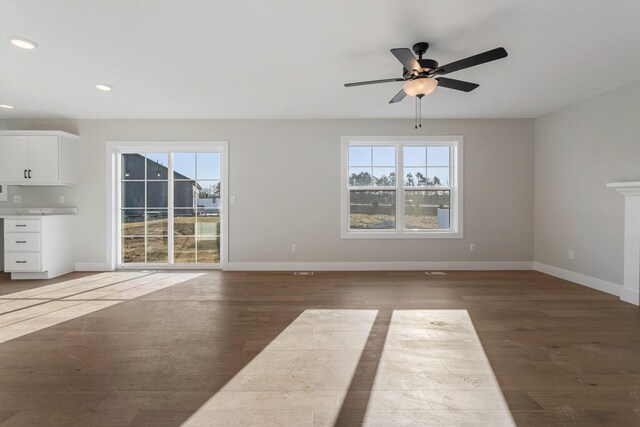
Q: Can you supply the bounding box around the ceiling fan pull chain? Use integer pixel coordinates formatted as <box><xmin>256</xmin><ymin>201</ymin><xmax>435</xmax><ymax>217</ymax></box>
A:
<box><xmin>415</xmin><ymin>97</ymin><xmax>418</xmax><ymax>129</ymax></box>
<box><xmin>419</xmin><ymin>97</ymin><xmax>422</xmax><ymax>128</ymax></box>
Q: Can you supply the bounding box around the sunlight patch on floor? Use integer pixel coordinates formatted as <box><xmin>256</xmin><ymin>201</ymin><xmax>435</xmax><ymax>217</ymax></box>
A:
<box><xmin>360</xmin><ymin>310</ymin><xmax>515</xmax><ymax>426</ymax></box>
<box><xmin>183</xmin><ymin>309</ymin><xmax>515</xmax><ymax>426</ymax></box>
<box><xmin>182</xmin><ymin>309</ymin><xmax>378</xmax><ymax>426</ymax></box>
<box><xmin>0</xmin><ymin>271</ymin><xmax>205</xmax><ymax>344</ymax></box>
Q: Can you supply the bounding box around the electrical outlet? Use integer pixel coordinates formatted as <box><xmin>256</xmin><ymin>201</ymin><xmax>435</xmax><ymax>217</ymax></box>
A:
<box><xmin>58</xmin><ymin>195</ymin><xmax>65</xmax><ymax>204</ymax></box>
<box><xmin>470</xmin><ymin>243</ymin><xmax>476</xmax><ymax>252</ymax></box>
<box><xmin>568</xmin><ymin>250</ymin><xmax>574</xmax><ymax>260</ymax></box>
<box><xmin>13</xmin><ymin>194</ymin><xmax>22</xmax><ymax>204</ymax></box>
<box><xmin>291</xmin><ymin>243</ymin><xmax>298</xmax><ymax>253</ymax></box>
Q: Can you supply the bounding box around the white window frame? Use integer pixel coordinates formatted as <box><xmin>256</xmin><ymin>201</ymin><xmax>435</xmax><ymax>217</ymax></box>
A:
<box><xmin>341</xmin><ymin>135</ymin><xmax>463</xmax><ymax>239</ymax></box>
<box><xmin>106</xmin><ymin>141</ymin><xmax>229</xmax><ymax>270</ymax></box>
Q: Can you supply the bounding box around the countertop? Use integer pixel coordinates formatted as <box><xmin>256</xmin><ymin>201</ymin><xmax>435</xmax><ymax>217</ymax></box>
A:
<box><xmin>0</xmin><ymin>208</ymin><xmax>78</xmax><ymax>216</ymax></box>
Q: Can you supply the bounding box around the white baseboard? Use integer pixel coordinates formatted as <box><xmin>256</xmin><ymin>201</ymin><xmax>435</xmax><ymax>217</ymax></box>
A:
<box><xmin>225</xmin><ymin>261</ymin><xmax>533</xmax><ymax>271</ymax></box>
<box><xmin>533</xmin><ymin>262</ymin><xmax>622</xmax><ymax>297</ymax></box>
<box><xmin>620</xmin><ymin>288</ymin><xmax>640</xmax><ymax>305</ymax></box>
<box><xmin>71</xmin><ymin>260</ymin><xmax>635</xmax><ymax>303</ymax></box>
<box><xmin>75</xmin><ymin>262</ymin><xmax>112</xmax><ymax>272</ymax></box>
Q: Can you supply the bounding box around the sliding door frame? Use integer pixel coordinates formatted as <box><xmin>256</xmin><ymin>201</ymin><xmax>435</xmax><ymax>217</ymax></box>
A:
<box><xmin>106</xmin><ymin>141</ymin><xmax>229</xmax><ymax>270</ymax></box>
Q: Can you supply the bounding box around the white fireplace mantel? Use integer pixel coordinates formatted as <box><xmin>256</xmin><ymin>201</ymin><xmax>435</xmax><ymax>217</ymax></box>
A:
<box><xmin>607</xmin><ymin>181</ymin><xmax>640</xmax><ymax>305</ymax></box>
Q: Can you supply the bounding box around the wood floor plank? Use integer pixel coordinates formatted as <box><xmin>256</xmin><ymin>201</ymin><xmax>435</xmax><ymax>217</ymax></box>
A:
<box><xmin>0</xmin><ymin>270</ymin><xmax>638</xmax><ymax>426</ymax></box>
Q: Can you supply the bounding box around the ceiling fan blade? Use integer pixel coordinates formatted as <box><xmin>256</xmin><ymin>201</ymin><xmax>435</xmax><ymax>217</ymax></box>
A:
<box><xmin>344</xmin><ymin>78</ymin><xmax>405</xmax><ymax>87</ymax></box>
<box><xmin>435</xmin><ymin>77</ymin><xmax>479</xmax><ymax>92</ymax></box>
<box><xmin>390</xmin><ymin>48</ymin><xmax>422</xmax><ymax>75</ymax></box>
<box><xmin>389</xmin><ymin>89</ymin><xmax>407</xmax><ymax>104</ymax></box>
<box><xmin>434</xmin><ymin>47</ymin><xmax>508</xmax><ymax>75</ymax></box>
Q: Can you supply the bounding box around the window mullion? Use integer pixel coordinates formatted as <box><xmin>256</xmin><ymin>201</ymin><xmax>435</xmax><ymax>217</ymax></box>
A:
<box><xmin>168</xmin><ymin>153</ymin><xmax>174</xmax><ymax>264</ymax></box>
<box><xmin>347</xmin><ymin>186</ymin><xmax>395</xmax><ymax>191</ymax></box>
<box><xmin>144</xmin><ymin>154</ymin><xmax>148</xmax><ymax>264</ymax></box>
<box><xmin>396</xmin><ymin>143</ymin><xmax>403</xmax><ymax>231</ymax></box>
<box><xmin>194</xmin><ymin>154</ymin><xmax>198</xmax><ymax>264</ymax></box>
<box><xmin>117</xmin><ymin>151</ymin><xmax>122</xmax><ymax>266</ymax></box>
<box><xmin>450</xmin><ymin>143</ymin><xmax>456</xmax><ymax>232</ymax></box>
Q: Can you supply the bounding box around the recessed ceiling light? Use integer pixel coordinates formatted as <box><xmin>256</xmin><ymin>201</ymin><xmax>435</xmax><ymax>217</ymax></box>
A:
<box><xmin>8</xmin><ymin>36</ymin><xmax>38</xmax><ymax>50</ymax></box>
<box><xmin>0</xmin><ymin>104</ymin><xmax>14</xmax><ymax>109</ymax></box>
<box><xmin>95</xmin><ymin>84</ymin><xmax>113</xmax><ymax>91</ymax></box>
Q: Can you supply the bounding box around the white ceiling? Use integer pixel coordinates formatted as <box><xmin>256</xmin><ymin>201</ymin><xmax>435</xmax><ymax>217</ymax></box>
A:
<box><xmin>1</xmin><ymin>0</ymin><xmax>639</xmax><ymax>119</ymax></box>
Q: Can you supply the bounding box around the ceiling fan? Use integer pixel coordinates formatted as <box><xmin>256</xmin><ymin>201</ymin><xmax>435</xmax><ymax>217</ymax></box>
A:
<box><xmin>344</xmin><ymin>42</ymin><xmax>508</xmax><ymax>127</ymax></box>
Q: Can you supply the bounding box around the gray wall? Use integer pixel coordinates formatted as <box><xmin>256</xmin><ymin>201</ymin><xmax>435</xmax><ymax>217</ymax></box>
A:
<box><xmin>0</xmin><ymin>119</ymin><xmax>535</xmax><ymax>266</ymax></box>
<box><xmin>534</xmin><ymin>79</ymin><xmax>640</xmax><ymax>284</ymax></box>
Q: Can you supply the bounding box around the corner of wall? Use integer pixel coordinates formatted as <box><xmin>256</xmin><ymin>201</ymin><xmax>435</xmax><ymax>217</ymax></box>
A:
<box><xmin>532</xmin><ymin>79</ymin><xmax>640</xmax><ymax>296</ymax></box>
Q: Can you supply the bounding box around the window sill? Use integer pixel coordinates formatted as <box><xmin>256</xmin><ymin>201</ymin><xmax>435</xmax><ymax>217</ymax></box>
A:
<box><xmin>341</xmin><ymin>230</ymin><xmax>463</xmax><ymax>239</ymax></box>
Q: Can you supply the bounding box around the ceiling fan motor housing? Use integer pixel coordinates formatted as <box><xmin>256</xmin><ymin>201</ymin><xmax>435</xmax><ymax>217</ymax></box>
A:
<box><xmin>404</xmin><ymin>59</ymin><xmax>439</xmax><ymax>78</ymax></box>
<box><xmin>418</xmin><ymin>59</ymin><xmax>438</xmax><ymax>72</ymax></box>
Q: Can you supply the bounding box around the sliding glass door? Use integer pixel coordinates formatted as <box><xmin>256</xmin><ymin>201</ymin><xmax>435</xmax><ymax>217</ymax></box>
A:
<box><xmin>118</xmin><ymin>150</ymin><xmax>223</xmax><ymax>267</ymax></box>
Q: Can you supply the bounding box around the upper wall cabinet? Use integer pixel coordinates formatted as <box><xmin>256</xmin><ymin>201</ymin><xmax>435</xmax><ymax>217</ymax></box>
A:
<box><xmin>0</xmin><ymin>131</ymin><xmax>77</xmax><ymax>186</ymax></box>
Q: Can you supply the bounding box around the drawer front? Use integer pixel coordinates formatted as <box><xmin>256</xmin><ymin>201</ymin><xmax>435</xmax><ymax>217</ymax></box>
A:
<box><xmin>5</xmin><ymin>233</ymin><xmax>40</xmax><ymax>252</ymax></box>
<box><xmin>4</xmin><ymin>219</ymin><xmax>41</xmax><ymax>233</ymax></box>
<box><xmin>4</xmin><ymin>252</ymin><xmax>42</xmax><ymax>272</ymax></box>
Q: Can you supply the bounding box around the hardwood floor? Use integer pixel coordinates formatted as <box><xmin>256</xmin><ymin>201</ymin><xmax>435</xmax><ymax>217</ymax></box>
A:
<box><xmin>0</xmin><ymin>270</ymin><xmax>639</xmax><ymax>426</ymax></box>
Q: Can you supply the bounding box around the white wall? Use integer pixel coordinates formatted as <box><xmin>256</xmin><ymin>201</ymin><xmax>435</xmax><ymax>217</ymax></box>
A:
<box><xmin>0</xmin><ymin>119</ymin><xmax>534</xmax><ymax>268</ymax></box>
<box><xmin>534</xmin><ymin>79</ymin><xmax>640</xmax><ymax>285</ymax></box>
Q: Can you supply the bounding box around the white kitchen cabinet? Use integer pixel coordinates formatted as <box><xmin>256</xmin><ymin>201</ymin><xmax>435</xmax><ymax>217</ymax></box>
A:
<box><xmin>2</xmin><ymin>214</ymin><xmax>76</xmax><ymax>280</ymax></box>
<box><xmin>0</xmin><ymin>135</ymin><xmax>29</xmax><ymax>182</ymax></box>
<box><xmin>0</xmin><ymin>131</ymin><xmax>77</xmax><ymax>185</ymax></box>
<box><xmin>28</xmin><ymin>136</ymin><xmax>61</xmax><ymax>182</ymax></box>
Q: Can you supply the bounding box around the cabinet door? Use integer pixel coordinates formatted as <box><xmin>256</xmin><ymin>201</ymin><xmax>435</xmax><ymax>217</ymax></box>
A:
<box><xmin>0</xmin><ymin>136</ymin><xmax>29</xmax><ymax>181</ymax></box>
<box><xmin>28</xmin><ymin>136</ymin><xmax>59</xmax><ymax>182</ymax></box>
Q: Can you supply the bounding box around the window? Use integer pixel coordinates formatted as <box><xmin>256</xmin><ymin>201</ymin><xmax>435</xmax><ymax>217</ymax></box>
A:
<box><xmin>118</xmin><ymin>150</ymin><xmax>223</xmax><ymax>266</ymax></box>
<box><xmin>341</xmin><ymin>136</ymin><xmax>463</xmax><ymax>238</ymax></box>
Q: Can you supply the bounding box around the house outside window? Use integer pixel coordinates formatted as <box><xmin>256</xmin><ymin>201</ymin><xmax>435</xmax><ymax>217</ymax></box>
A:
<box><xmin>341</xmin><ymin>136</ymin><xmax>463</xmax><ymax>239</ymax></box>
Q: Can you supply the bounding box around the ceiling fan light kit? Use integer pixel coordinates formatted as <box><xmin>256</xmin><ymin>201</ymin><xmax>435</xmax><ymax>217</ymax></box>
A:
<box><xmin>403</xmin><ymin>78</ymin><xmax>438</xmax><ymax>97</ymax></box>
<box><xmin>344</xmin><ymin>41</ymin><xmax>508</xmax><ymax>128</ymax></box>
